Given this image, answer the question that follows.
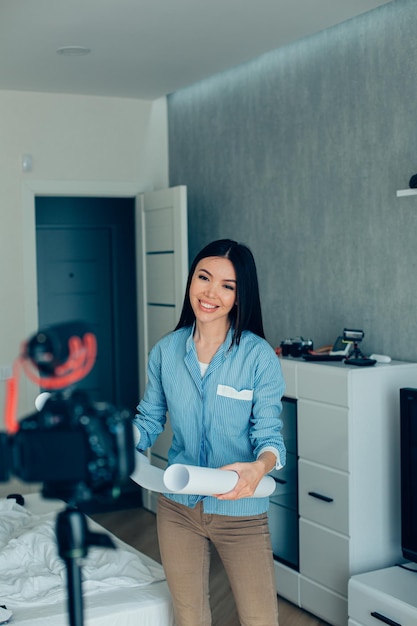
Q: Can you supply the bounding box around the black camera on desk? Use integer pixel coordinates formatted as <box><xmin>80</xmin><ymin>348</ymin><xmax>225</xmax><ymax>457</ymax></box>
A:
<box><xmin>280</xmin><ymin>337</ymin><xmax>313</xmax><ymax>357</ymax></box>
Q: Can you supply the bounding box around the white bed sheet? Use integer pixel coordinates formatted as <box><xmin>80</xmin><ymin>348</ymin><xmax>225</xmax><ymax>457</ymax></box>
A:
<box><xmin>0</xmin><ymin>493</ymin><xmax>174</xmax><ymax>626</ymax></box>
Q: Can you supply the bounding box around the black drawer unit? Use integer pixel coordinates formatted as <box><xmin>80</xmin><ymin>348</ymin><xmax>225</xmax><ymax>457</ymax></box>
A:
<box><xmin>268</xmin><ymin>397</ymin><xmax>298</xmax><ymax>570</ymax></box>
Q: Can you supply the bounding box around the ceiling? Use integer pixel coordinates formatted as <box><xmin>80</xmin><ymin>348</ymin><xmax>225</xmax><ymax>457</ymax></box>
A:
<box><xmin>0</xmin><ymin>0</ymin><xmax>392</xmax><ymax>100</ymax></box>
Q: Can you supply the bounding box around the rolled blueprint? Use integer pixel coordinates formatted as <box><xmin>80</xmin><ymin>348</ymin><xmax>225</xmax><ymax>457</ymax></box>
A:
<box><xmin>163</xmin><ymin>464</ymin><xmax>237</xmax><ymax>494</ymax></box>
<box><xmin>130</xmin><ymin>452</ymin><xmax>276</xmax><ymax>498</ymax></box>
<box><xmin>164</xmin><ymin>463</ymin><xmax>276</xmax><ymax>497</ymax></box>
<box><xmin>130</xmin><ymin>452</ymin><xmax>172</xmax><ymax>493</ymax></box>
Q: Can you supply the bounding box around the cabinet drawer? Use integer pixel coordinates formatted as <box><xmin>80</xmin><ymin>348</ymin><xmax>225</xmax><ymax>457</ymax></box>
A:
<box><xmin>270</xmin><ymin>451</ymin><xmax>297</xmax><ymax>510</ymax></box>
<box><xmin>268</xmin><ymin>500</ymin><xmax>299</xmax><ymax>569</ymax></box>
<box><xmin>298</xmin><ymin>400</ymin><xmax>349</xmax><ymax>471</ymax></box>
<box><xmin>300</xmin><ymin>576</ymin><xmax>348</xmax><ymax>626</ymax></box>
<box><xmin>273</xmin><ymin>560</ymin><xmax>300</xmax><ymax>606</ymax></box>
<box><xmin>299</xmin><ymin>460</ymin><xmax>348</xmax><ymax>534</ymax></box>
<box><xmin>299</xmin><ymin>519</ymin><xmax>349</xmax><ymax>596</ymax></box>
<box><xmin>298</xmin><ymin>362</ymin><xmax>349</xmax><ymax>406</ymax></box>
<box><xmin>348</xmin><ymin>587</ymin><xmax>415</xmax><ymax>626</ymax></box>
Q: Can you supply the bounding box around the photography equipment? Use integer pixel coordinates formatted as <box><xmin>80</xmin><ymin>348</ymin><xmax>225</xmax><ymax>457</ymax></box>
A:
<box><xmin>329</xmin><ymin>335</ymin><xmax>353</xmax><ymax>357</ymax></box>
<box><xmin>280</xmin><ymin>337</ymin><xmax>313</xmax><ymax>357</ymax></box>
<box><xmin>1</xmin><ymin>321</ymin><xmax>136</xmax><ymax>626</ymax></box>
<box><xmin>343</xmin><ymin>328</ymin><xmax>376</xmax><ymax>367</ymax></box>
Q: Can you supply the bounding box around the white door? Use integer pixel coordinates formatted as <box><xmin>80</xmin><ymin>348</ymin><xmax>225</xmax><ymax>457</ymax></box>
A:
<box><xmin>136</xmin><ymin>185</ymin><xmax>188</xmax><ymax>391</ymax></box>
<box><xmin>135</xmin><ymin>186</ymin><xmax>188</xmax><ymax>510</ymax></box>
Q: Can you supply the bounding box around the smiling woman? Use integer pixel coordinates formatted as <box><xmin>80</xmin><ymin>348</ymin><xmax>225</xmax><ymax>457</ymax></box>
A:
<box><xmin>133</xmin><ymin>238</ymin><xmax>286</xmax><ymax>626</ymax></box>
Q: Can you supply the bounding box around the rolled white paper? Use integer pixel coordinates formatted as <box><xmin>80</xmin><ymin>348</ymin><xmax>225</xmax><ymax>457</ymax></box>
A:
<box><xmin>130</xmin><ymin>451</ymin><xmax>174</xmax><ymax>493</ymax></box>
<box><xmin>130</xmin><ymin>452</ymin><xmax>276</xmax><ymax>498</ymax></box>
<box><xmin>163</xmin><ymin>463</ymin><xmax>276</xmax><ymax>497</ymax></box>
<box><xmin>163</xmin><ymin>464</ymin><xmax>237</xmax><ymax>494</ymax></box>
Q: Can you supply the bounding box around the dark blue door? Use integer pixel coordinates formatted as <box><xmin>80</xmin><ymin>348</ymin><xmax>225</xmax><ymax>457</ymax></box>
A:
<box><xmin>35</xmin><ymin>196</ymin><xmax>138</xmax><ymax>412</ymax></box>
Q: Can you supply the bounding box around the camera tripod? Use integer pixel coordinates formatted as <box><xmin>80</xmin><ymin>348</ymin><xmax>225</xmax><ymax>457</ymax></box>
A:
<box><xmin>56</xmin><ymin>506</ymin><xmax>115</xmax><ymax>626</ymax></box>
<box><xmin>344</xmin><ymin>341</ymin><xmax>376</xmax><ymax>367</ymax></box>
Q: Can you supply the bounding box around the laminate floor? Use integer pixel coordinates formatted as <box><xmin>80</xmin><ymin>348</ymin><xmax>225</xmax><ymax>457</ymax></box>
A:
<box><xmin>91</xmin><ymin>506</ymin><xmax>328</xmax><ymax>626</ymax></box>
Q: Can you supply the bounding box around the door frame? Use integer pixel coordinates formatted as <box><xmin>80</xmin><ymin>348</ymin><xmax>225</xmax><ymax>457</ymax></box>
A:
<box><xmin>22</xmin><ymin>179</ymin><xmax>146</xmax><ymax>409</ymax></box>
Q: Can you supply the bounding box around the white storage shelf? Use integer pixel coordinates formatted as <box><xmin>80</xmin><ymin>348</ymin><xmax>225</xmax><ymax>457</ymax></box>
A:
<box><xmin>348</xmin><ymin>565</ymin><xmax>417</xmax><ymax>626</ymax></box>
<box><xmin>274</xmin><ymin>358</ymin><xmax>417</xmax><ymax>626</ymax></box>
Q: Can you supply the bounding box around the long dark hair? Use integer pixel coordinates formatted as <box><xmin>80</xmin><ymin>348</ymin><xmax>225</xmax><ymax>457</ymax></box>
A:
<box><xmin>175</xmin><ymin>239</ymin><xmax>265</xmax><ymax>345</ymax></box>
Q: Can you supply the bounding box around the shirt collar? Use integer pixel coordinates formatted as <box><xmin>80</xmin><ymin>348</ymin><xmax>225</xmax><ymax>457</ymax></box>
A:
<box><xmin>185</xmin><ymin>323</ymin><xmax>234</xmax><ymax>357</ymax></box>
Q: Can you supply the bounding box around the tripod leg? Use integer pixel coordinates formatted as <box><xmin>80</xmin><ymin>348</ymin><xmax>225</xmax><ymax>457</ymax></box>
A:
<box><xmin>64</xmin><ymin>557</ymin><xmax>84</xmax><ymax>626</ymax></box>
<box><xmin>56</xmin><ymin>508</ymin><xmax>87</xmax><ymax>626</ymax></box>
<box><xmin>55</xmin><ymin>505</ymin><xmax>115</xmax><ymax>626</ymax></box>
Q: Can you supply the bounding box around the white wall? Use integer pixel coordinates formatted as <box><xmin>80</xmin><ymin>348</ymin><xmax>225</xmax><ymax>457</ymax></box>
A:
<box><xmin>0</xmin><ymin>90</ymin><xmax>168</xmax><ymax>494</ymax></box>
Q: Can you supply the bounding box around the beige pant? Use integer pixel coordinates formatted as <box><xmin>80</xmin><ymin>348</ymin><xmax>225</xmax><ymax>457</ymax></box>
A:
<box><xmin>157</xmin><ymin>495</ymin><xmax>279</xmax><ymax>626</ymax></box>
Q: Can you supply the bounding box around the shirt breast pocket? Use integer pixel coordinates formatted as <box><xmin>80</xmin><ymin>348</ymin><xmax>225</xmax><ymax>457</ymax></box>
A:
<box><xmin>215</xmin><ymin>385</ymin><xmax>254</xmax><ymax>436</ymax></box>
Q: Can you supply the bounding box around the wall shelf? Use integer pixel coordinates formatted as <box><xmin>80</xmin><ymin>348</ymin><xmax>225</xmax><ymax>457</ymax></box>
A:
<box><xmin>397</xmin><ymin>188</ymin><xmax>417</xmax><ymax>197</ymax></box>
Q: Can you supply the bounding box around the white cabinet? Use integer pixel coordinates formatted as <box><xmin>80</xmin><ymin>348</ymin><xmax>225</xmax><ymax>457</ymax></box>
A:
<box><xmin>274</xmin><ymin>358</ymin><xmax>417</xmax><ymax>626</ymax></box>
<box><xmin>348</xmin><ymin>565</ymin><xmax>417</xmax><ymax>626</ymax></box>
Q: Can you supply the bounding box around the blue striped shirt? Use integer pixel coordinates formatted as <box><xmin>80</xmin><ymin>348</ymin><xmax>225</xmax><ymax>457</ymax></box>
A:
<box><xmin>134</xmin><ymin>325</ymin><xmax>286</xmax><ymax>516</ymax></box>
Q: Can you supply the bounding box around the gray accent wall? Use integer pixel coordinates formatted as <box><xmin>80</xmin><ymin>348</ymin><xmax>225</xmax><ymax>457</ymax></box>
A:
<box><xmin>168</xmin><ymin>0</ymin><xmax>417</xmax><ymax>362</ymax></box>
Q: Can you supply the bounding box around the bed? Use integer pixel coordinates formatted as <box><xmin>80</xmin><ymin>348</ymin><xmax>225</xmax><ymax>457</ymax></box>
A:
<box><xmin>0</xmin><ymin>493</ymin><xmax>174</xmax><ymax>625</ymax></box>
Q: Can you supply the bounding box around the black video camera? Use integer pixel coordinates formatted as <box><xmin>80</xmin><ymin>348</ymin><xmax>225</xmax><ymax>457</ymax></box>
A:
<box><xmin>0</xmin><ymin>321</ymin><xmax>135</xmax><ymax>505</ymax></box>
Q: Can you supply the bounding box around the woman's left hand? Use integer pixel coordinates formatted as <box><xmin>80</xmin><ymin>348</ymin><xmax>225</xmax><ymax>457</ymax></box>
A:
<box><xmin>214</xmin><ymin>460</ymin><xmax>266</xmax><ymax>500</ymax></box>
